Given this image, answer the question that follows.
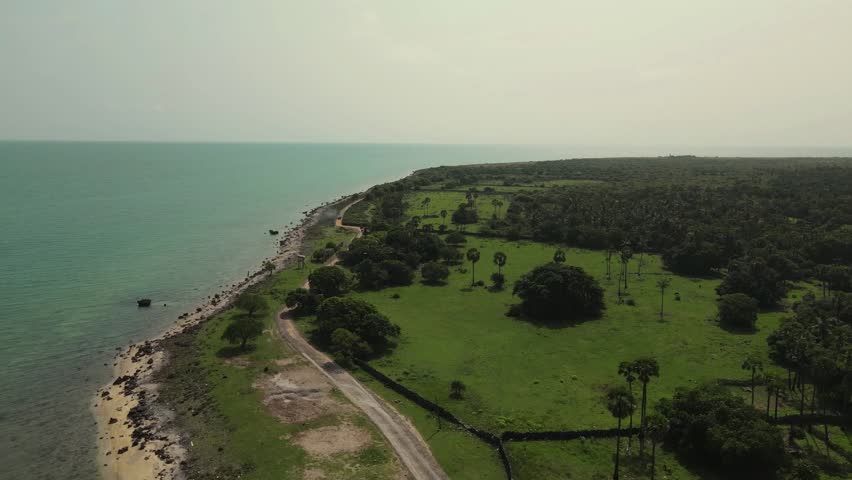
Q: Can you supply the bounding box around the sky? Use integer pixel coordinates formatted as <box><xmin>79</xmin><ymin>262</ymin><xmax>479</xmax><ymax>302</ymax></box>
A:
<box><xmin>1</xmin><ymin>0</ymin><xmax>851</xmax><ymax>145</ymax></box>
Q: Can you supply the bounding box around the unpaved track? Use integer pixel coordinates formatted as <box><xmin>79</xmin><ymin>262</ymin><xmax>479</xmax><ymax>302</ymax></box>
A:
<box><xmin>276</xmin><ymin>199</ymin><xmax>449</xmax><ymax>480</ymax></box>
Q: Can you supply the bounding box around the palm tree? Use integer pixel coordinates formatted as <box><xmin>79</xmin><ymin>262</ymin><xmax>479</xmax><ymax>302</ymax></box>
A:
<box><xmin>645</xmin><ymin>413</ymin><xmax>669</xmax><ymax>480</ymax></box>
<box><xmin>493</xmin><ymin>251</ymin><xmax>507</xmax><ymax>274</ymax></box>
<box><xmin>440</xmin><ymin>209</ymin><xmax>448</xmax><ymax>225</ymax></box>
<box><xmin>770</xmin><ymin>375</ymin><xmax>785</xmax><ymax>419</ymax></box>
<box><xmin>742</xmin><ymin>354</ymin><xmax>764</xmax><ymax>406</ymax></box>
<box><xmin>656</xmin><ymin>277</ymin><xmax>671</xmax><ymax>320</ymax></box>
<box><xmin>606</xmin><ymin>385</ymin><xmax>636</xmax><ymax>480</ymax></box>
<box><xmin>620</xmin><ymin>242</ymin><xmax>633</xmax><ymax>290</ymax></box>
<box><xmin>422</xmin><ymin>197</ymin><xmax>431</xmax><ymax>217</ymax></box>
<box><xmin>449</xmin><ymin>380</ymin><xmax>466</xmax><ymax>399</ymax></box>
<box><xmin>491</xmin><ymin>198</ymin><xmax>500</xmax><ymax>217</ymax></box>
<box><xmin>765</xmin><ymin>373</ymin><xmax>784</xmax><ymax>418</ymax></box>
<box><xmin>496</xmin><ymin>199</ymin><xmax>504</xmax><ymax>217</ymax></box>
<box><xmin>466</xmin><ymin>248</ymin><xmax>480</xmax><ymax>285</ymax></box>
<box><xmin>633</xmin><ymin>357</ymin><xmax>660</xmax><ymax>454</ymax></box>
<box><xmin>605</xmin><ymin>248</ymin><xmax>614</xmax><ymax>280</ymax></box>
<box><xmin>618</xmin><ymin>361</ymin><xmax>637</xmax><ymax>449</ymax></box>
<box><xmin>553</xmin><ymin>249</ymin><xmax>566</xmax><ymax>264</ymax></box>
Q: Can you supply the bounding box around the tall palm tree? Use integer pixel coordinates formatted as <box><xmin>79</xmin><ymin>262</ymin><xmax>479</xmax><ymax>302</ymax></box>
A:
<box><xmin>633</xmin><ymin>357</ymin><xmax>660</xmax><ymax>454</ymax></box>
<box><xmin>449</xmin><ymin>380</ymin><xmax>466</xmax><ymax>399</ymax></box>
<box><xmin>656</xmin><ymin>277</ymin><xmax>671</xmax><ymax>320</ymax></box>
<box><xmin>496</xmin><ymin>199</ymin><xmax>504</xmax><ymax>217</ymax></box>
<box><xmin>440</xmin><ymin>209</ymin><xmax>448</xmax><ymax>225</ymax></box>
<box><xmin>491</xmin><ymin>198</ymin><xmax>500</xmax><ymax>217</ymax></box>
<box><xmin>606</xmin><ymin>385</ymin><xmax>636</xmax><ymax>480</ymax></box>
<box><xmin>620</xmin><ymin>241</ymin><xmax>633</xmax><ymax>290</ymax></box>
<box><xmin>466</xmin><ymin>248</ymin><xmax>480</xmax><ymax>285</ymax></box>
<box><xmin>553</xmin><ymin>249</ymin><xmax>566</xmax><ymax>264</ymax></box>
<box><xmin>645</xmin><ymin>413</ymin><xmax>669</xmax><ymax>480</ymax></box>
<box><xmin>618</xmin><ymin>361</ymin><xmax>637</xmax><ymax>449</ymax></box>
<box><xmin>422</xmin><ymin>197</ymin><xmax>431</xmax><ymax>217</ymax></box>
<box><xmin>742</xmin><ymin>354</ymin><xmax>764</xmax><ymax>406</ymax></box>
<box><xmin>493</xmin><ymin>251</ymin><xmax>507</xmax><ymax>274</ymax></box>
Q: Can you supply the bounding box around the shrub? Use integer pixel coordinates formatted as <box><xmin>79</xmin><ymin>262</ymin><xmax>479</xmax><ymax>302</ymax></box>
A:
<box><xmin>308</xmin><ymin>266</ymin><xmax>348</xmax><ymax>297</ymax></box>
<box><xmin>490</xmin><ymin>272</ymin><xmax>505</xmax><ymax>289</ymax></box>
<box><xmin>451</xmin><ymin>203</ymin><xmax>479</xmax><ymax>225</ymax></box>
<box><xmin>284</xmin><ymin>288</ymin><xmax>322</xmax><ymax>316</ymax></box>
<box><xmin>379</xmin><ymin>260</ymin><xmax>414</xmax><ymax>286</ymax></box>
<box><xmin>311</xmin><ymin>247</ymin><xmax>336</xmax><ymax>263</ymax></box>
<box><xmin>421</xmin><ymin>261</ymin><xmax>449</xmax><ymax>284</ymax></box>
<box><xmin>315</xmin><ymin>297</ymin><xmax>400</xmax><ymax>351</ymax></box>
<box><xmin>717</xmin><ymin>293</ymin><xmax>759</xmax><ymax>331</ymax></box>
<box><xmin>506</xmin><ymin>304</ymin><xmax>523</xmax><ymax>317</ymax></box>
<box><xmin>445</xmin><ymin>231</ymin><xmax>467</xmax><ymax>245</ymax></box>
<box><xmin>512</xmin><ymin>263</ymin><xmax>605</xmax><ymax>321</ymax></box>
<box><xmin>330</xmin><ymin>328</ymin><xmax>371</xmax><ymax>365</ymax></box>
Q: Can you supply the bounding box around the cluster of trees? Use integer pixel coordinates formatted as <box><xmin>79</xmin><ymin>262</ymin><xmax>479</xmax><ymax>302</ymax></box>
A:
<box><xmin>767</xmin><ymin>292</ymin><xmax>852</xmax><ymax>420</ymax></box>
<box><xmin>511</xmin><ymin>262</ymin><xmax>604</xmax><ymax>321</ymax></box>
<box><xmin>605</xmin><ymin>374</ymin><xmax>792</xmax><ymax>479</ymax></box>
<box><xmin>656</xmin><ymin>384</ymin><xmax>787</xmax><ymax>479</ymax></box>
<box><xmin>284</xmin><ymin>266</ymin><xmax>349</xmax><ymax>315</ymax></box>
<box><xmin>282</xmin><ymin>265</ymin><xmax>401</xmax><ymax>364</ymax></box>
<box><xmin>608</xmin><ymin>357</ymin><xmax>661</xmax><ymax>479</ymax></box>
<box><xmin>339</xmin><ymin>221</ymin><xmax>474</xmax><ymax>290</ymax></box>
<box><xmin>311</xmin><ymin>241</ymin><xmax>342</xmax><ymax>263</ymax></box>
<box><xmin>317</xmin><ymin>297</ymin><xmax>400</xmax><ymax>364</ymax></box>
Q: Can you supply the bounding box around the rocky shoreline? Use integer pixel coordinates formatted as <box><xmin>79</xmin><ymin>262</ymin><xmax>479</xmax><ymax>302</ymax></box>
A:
<box><xmin>92</xmin><ymin>195</ymin><xmax>356</xmax><ymax>480</ymax></box>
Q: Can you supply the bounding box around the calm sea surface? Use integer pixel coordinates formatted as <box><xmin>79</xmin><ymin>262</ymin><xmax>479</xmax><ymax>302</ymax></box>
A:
<box><xmin>1</xmin><ymin>142</ymin><xmax>850</xmax><ymax>479</ymax></box>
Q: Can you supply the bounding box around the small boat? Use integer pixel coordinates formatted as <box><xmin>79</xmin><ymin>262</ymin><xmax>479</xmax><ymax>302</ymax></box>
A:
<box><xmin>137</xmin><ymin>299</ymin><xmax>152</xmax><ymax>307</ymax></box>
<box><xmin>268</xmin><ymin>229</ymin><xmax>279</xmax><ymax>235</ymax></box>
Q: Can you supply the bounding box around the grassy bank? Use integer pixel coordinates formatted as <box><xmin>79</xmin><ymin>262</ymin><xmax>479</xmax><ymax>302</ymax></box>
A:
<box><xmin>153</xmin><ymin>210</ymin><xmax>401</xmax><ymax>479</ymax></box>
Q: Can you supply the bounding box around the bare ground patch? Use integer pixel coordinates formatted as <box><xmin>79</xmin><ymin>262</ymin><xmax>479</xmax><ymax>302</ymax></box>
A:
<box><xmin>253</xmin><ymin>364</ymin><xmax>354</xmax><ymax>423</ymax></box>
<box><xmin>293</xmin><ymin>423</ymin><xmax>371</xmax><ymax>457</ymax></box>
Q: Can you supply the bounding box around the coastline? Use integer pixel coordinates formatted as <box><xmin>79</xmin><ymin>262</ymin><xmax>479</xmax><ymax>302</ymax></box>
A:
<box><xmin>92</xmin><ymin>194</ymin><xmax>358</xmax><ymax>480</ymax></box>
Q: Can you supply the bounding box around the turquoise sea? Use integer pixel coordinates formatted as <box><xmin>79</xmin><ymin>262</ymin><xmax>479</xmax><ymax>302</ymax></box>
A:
<box><xmin>2</xmin><ymin>142</ymin><xmax>851</xmax><ymax>479</ymax></box>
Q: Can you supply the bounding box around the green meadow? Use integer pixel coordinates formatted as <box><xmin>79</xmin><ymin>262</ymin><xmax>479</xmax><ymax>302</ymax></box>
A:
<box><xmin>404</xmin><ymin>190</ymin><xmax>509</xmax><ymax>231</ymax></box>
<box><xmin>333</xmin><ymin>235</ymin><xmax>824</xmax><ymax>478</ymax></box>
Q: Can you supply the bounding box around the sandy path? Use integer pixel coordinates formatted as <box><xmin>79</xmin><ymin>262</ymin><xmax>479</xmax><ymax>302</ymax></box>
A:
<box><xmin>276</xmin><ymin>202</ymin><xmax>449</xmax><ymax>480</ymax></box>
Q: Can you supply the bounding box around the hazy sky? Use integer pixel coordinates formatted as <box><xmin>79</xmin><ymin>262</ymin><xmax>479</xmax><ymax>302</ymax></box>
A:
<box><xmin>2</xmin><ymin>1</ymin><xmax>851</xmax><ymax>145</ymax></box>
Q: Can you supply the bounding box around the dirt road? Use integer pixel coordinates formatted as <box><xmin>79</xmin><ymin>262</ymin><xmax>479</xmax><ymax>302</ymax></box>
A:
<box><xmin>276</xmin><ymin>199</ymin><xmax>449</xmax><ymax>480</ymax></box>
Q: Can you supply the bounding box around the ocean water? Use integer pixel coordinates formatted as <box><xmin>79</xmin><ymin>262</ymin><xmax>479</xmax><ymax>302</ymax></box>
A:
<box><xmin>2</xmin><ymin>142</ymin><xmax>851</xmax><ymax>479</ymax></box>
<box><xmin>0</xmin><ymin>142</ymin><xmax>579</xmax><ymax>479</ymax></box>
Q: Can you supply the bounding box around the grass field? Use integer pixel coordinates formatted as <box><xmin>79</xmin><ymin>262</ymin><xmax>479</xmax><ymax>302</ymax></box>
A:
<box><xmin>155</xmin><ymin>223</ymin><xmax>407</xmax><ymax>479</ymax></box>
<box><xmin>329</xmin><ymin>235</ymin><xmax>824</xmax><ymax>478</ymax></box>
<box><xmin>404</xmin><ymin>190</ymin><xmax>510</xmax><ymax>232</ymax></box>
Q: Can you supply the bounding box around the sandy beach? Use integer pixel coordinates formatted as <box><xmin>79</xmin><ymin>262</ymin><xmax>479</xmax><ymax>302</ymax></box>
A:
<box><xmin>92</xmin><ymin>196</ymin><xmax>355</xmax><ymax>480</ymax></box>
